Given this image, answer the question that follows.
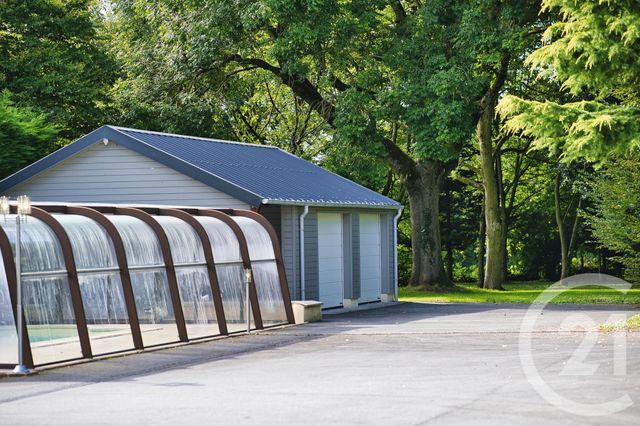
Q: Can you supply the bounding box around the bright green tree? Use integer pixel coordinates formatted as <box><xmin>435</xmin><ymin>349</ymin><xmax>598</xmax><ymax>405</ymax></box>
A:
<box><xmin>498</xmin><ymin>0</ymin><xmax>640</xmax><ymax>162</ymax></box>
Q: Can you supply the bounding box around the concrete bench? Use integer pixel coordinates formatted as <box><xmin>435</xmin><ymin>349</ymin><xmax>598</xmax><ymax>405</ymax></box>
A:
<box><xmin>291</xmin><ymin>301</ymin><xmax>323</xmax><ymax>324</ymax></box>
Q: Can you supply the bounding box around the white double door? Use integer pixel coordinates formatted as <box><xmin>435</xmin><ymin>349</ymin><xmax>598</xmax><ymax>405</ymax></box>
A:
<box><xmin>317</xmin><ymin>212</ymin><xmax>382</xmax><ymax>308</ymax></box>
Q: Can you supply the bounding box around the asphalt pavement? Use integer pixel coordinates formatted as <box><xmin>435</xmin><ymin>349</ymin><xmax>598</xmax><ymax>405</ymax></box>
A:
<box><xmin>1</xmin><ymin>302</ymin><xmax>639</xmax><ymax>425</ymax></box>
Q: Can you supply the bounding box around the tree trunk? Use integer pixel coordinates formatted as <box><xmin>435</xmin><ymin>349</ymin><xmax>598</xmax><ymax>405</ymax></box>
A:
<box><xmin>567</xmin><ymin>196</ymin><xmax>582</xmax><ymax>267</ymax></box>
<box><xmin>554</xmin><ymin>171</ymin><xmax>569</xmax><ymax>280</ymax></box>
<box><xmin>241</xmin><ymin>58</ymin><xmax>453</xmax><ymax>292</ymax></box>
<box><xmin>445</xmin><ymin>188</ymin><xmax>454</xmax><ymax>281</ymax></box>
<box><xmin>496</xmin><ymin>153</ymin><xmax>508</xmax><ymax>282</ymax></box>
<box><xmin>478</xmin><ymin>102</ymin><xmax>504</xmax><ymax>290</ymax></box>
<box><xmin>446</xmin><ymin>246</ymin><xmax>453</xmax><ymax>281</ymax></box>
<box><xmin>477</xmin><ymin>198</ymin><xmax>486</xmax><ymax>288</ymax></box>
<box><xmin>406</xmin><ymin>161</ymin><xmax>451</xmax><ymax>289</ymax></box>
<box><xmin>476</xmin><ymin>54</ymin><xmax>509</xmax><ymax>290</ymax></box>
<box><xmin>501</xmin><ymin>211</ymin><xmax>508</xmax><ymax>282</ymax></box>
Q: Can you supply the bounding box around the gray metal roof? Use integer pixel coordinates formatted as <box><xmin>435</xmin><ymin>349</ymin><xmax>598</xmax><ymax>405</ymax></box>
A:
<box><xmin>0</xmin><ymin>125</ymin><xmax>400</xmax><ymax>209</ymax></box>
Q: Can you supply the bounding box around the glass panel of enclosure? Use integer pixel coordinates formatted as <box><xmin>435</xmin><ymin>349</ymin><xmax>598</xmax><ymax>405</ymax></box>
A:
<box><xmin>105</xmin><ymin>215</ymin><xmax>179</xmax><ymax>347</ymax></box>
<box><xmin>0</xmin><ymin>215</ymin><xmax>82</xmax><ymax>365</ymax></box>
<box><xmin>54</xmin><ymin>214</ymin><xmax>134</xmax><ymax>355</ymax></box>
<box><xmin>0</xmin><ymin>245</ymin><xmax>18</xmax><ymax>365</ymax></box>
<box><xmin>155</xmin><ymin>216</ymin><xmax>219</xmax><ymax>339</ymax></box>
<box><xmin>195</xmin><ymin>216</ymin><xmax>254</xmax><ymax>332</ymax></box>
<box><xmin>232</xmin><ymin>217</ymin><xmax>287</xmax><ymax>326</ymax></box>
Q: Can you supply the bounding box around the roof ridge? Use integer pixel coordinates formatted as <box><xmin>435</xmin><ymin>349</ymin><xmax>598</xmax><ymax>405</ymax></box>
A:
<box><xmin>109</xmin><ymin>125</ymin><xmax>279</xmax><ymax>149</ymax></box>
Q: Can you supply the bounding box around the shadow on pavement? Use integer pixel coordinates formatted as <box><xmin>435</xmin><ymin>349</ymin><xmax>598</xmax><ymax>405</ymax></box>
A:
<box><xmin>1</xmin><ymin>301</ymin><xmax>638</xmax><ymax>400</ymax></box>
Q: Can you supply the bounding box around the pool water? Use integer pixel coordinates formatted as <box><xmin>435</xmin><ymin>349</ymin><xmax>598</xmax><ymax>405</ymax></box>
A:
<box><xmin>0</xmin><ymin>326</ymin><xmax>123</xmax><ymax>343</ymax></box>
<box><xmin>28</xmin><ymin>327</ymin><xmax>80</xmax><ymax>343</ymax></box>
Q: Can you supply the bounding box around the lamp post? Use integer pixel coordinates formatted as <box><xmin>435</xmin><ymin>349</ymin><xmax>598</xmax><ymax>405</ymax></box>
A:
<box><xmin>244</xmin><ymin>268</ymin><xmax>252</xmax><ymax>333</ymax></box>
<box><xmin>1</xmin><ymin>195</ymin><xmax>32</xmax><ymax>374</ymax></box>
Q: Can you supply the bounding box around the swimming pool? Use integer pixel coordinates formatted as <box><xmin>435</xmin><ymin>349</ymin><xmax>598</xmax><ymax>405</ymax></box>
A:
<box><xmin>0</xmin><ymin>325</ymin><xmax>123</xmax><ymax>343</ymax></box>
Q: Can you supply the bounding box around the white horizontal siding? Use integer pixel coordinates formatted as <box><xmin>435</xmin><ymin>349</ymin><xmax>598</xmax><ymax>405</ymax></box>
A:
<box><xmin>7</xmin><ymin>142</ymin><xmax>250</xmax><ymax>208</ymax></box>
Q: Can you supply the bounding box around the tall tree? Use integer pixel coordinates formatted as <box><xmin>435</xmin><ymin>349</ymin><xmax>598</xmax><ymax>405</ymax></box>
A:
<box><xmin>553</xmin><ymin>168</ymin><xmax>580</xmax><ymax>279</ymax></box>
<box><xmin>1</xmin><ymin>0</ymin><xmax>117</xmax><ymax>140</ymax></box>
<box><xmin>108</xmin><ymin>0</ymin><xmax>544</xmax><ymax>288</ymax></box>
<box><xmin>455</xmin><ymin>133</ymin><xmax>547</xmax><ymax>286</ymax></box>
<box><xmin>108</xmin><ymin>0</ymin><xmax>466</xmax><ymax>288</ymax></box>
<box><xmin>467</xmin><ymin>0</ymin><xmax>544</xmax><ymax>289</ymax></box>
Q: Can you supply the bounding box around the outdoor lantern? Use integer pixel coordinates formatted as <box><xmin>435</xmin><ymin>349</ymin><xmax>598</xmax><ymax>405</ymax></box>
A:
<box><xmin>16</xmin><ymin>195</ymin><xmax>31</xmax><ymax>216</ymax></box>
<box><xmin>244</xmin><ymin>268</ymin><xmax>252</xmax><ymax>333</ymax></box>
<box><xmin>0</xmin><ymin>196</ymin><xmax>9</xmax><ymax>216</ymax></box>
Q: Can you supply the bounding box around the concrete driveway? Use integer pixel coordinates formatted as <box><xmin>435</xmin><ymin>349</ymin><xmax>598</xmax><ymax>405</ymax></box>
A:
<box><xmin>1</xmin><ymin>303</ymin><xmax>639</xmax><ymax>425</ymax></box>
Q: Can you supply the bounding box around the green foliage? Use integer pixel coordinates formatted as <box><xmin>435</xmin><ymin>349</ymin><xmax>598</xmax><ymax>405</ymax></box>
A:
<box><xmin>107</xmin><ymin>2</ymin><xmax>332</xmax><ymax>148</ymax></box>
<box><xmin>231</xmin><ymin>75</ymin><xmax>332</xmax><ymax>157</ymax></box>
<box><xmin>508</xmin><ymin>193</ymin><xmax>560</xmax><ymax>279</ymax></box>
<box><xmin>318</xmin><ymin>141</ymin><xmax>390</xmax><ymax>191</ymax></box>
<box><xmin>529</xmin><ymin>0</ymin><xmax>639</xmax><ymax>98</ymax></box>
<box><xmin>110</xmin><ymin>78</ymin><xmax>238</xmax><ymax>140</ymax></box>
<box><xmin>499</xmin><ymin>97</ymin><xmax>640</xmax><ymax>162</ymax></box>
<box><xmin>396</xmin><ymin>244</ymin><xmax>412</xmax><ymax>287</ymax></box>
<box><xmin>440</xmin><ymin>179</ymin><xmax>482</xmax><ymax>281</ymax></box>
<box><xmin>0</xmin><ymin>0</ymin><xmax>117</xmax><ymax>140</ymax></box>
<box><xmin>0</xmin><ymin>0</ymin><xmax>635</xmax><ymax>293</ymax></box>
<box><xmin>106</xmin><ymin>1</ymin><xmax>547</xmax><ymax>289</ymax></box>
<box><xmin>586</xmin><ymin>158</ymin><xmax>640</xmax><ymax>282</ymax></box>
<box><xmin>0</xmin><ymin>92</ymin><xmax>58</xmax><ymax>179</ymax></box>
<box><xmin>498</xmin><ymin>0</ymin><xmax>640</xmax><ymax>162</ymax></box>
<box><xmin>108</xmin><ymin>0</ymin><xmax>543</xmax><ymax>165</ymax></box>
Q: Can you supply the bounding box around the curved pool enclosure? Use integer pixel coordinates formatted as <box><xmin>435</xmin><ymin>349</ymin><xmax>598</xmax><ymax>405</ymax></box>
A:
<box><xmin>0</xmin><ymin>205</ymin><xmax>293</xmax><ymax>368</ymax></box>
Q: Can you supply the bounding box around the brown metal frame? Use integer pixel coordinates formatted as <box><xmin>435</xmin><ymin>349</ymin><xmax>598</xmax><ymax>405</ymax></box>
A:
<box><xmin>29</xmin><ymin>207</ymin><xmax>93</xmax><ymax>360</ymax></box>
<box><xmin>195</xmin><ymin>209</ymin><xmax>264</xmax><ymax>330</ymax></box>
<box><xmin>157</xmin><ymin>208</ymin><xmax>228</xmax><ymax>336</ymax></box>
<box><xmin>0</xmin><ymin>224</ymin><xmax>34</xmax><ymax>368</ymax></box>
<box><xmin>0</xmin><ymin>203</ymin><xmax>296</xmax><ymax>367</ymax></box>
<box><xmin>113</xmin><ymin>207</ymin><xmax>189</xmax><ymax>343</ymax></box>
<box><xmin>64</xmin><ymin>206</ymin><xmax>145</xmax><ymax>350</ymax></box>
<box><xmin>229</xmin><ymin>209</ymin><xmax>295</xmax><ymax>325</ymax></box>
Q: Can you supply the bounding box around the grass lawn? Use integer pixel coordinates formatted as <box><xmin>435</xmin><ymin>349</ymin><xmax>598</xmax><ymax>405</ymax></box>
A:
<box><xmin>600</xmin><ymin>314</ymin><xmax>640</xmax><ymax>331</ymax></box>
<box><xmin>399</xmin><ymin>281</ymin><xmax>640</xmax><ymax>304</ymax></box>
